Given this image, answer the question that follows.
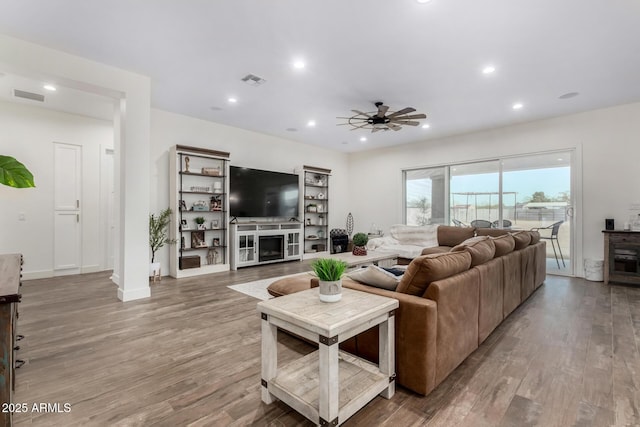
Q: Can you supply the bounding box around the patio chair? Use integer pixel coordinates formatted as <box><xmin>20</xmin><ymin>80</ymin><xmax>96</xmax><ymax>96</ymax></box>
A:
<box><xmin>470</xmin><ymin>219</ymin><xmax>492</xmax><ymax>228</ymax></box>
<box><xmin>452</xmin><ymin>219</ymin><xmax>468</xmax><ymax>227</ymax></box>
<box><xmin>531</xmin><ymin>220</ymin><xmax>565</xmax><ymax>268</ymax></box>
<box><xmin>492</xmin><ymin>219</ymin><xmax>512</xmax><ymax>229</ymax></box>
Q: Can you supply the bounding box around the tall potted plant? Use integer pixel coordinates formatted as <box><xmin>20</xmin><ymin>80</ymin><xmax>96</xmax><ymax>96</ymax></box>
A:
<box><xmin>0</xmin><ymin>155</ymin><xmax>35</xmax><ymax>188</ymax></box>
<box><xmin>149</xmin><ymin>208</ymin><xmax>177</xmax><ymax>278</ymax></box>
<box><xmin>311</xmin><ymin>258</ymin><xmax>348</xmax><ymax>302</ymax></box>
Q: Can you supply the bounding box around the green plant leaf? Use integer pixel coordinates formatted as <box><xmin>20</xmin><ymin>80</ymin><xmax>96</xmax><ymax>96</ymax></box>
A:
<box><xmin>311</xmin><ymin>258</ymin><xmax>348</xmax><ymax>281</ymax></box>
<box><xmin>0</xmin><ymin>155</ymin><xmax>35</xmax><ymax>188</ymax></box>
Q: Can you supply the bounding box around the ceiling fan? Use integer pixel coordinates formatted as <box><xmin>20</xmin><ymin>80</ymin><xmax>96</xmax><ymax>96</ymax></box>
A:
<box><xmin>338</xmin><ymin>101</ymin><xmax>427</xmax><ymax>133</ymax></box>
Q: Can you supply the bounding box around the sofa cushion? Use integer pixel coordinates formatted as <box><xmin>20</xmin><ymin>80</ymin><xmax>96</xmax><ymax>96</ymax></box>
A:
<box><xmin>266</xmin><ymin>274</ymin><xmax>315</xmax><ymax>297</ymax></box>
<box><xmin>437</xmin><ymin>225</ymin><xmax>476</xmax><ymax>247</ymax></box>
<box><xmin>421</xmin><ymin>246</ymin><xmax>452</xmax><ymax>256</ymax></box>
<box><xmin>475</xmin><ymin>228</ymin><xmax>510</xmax><ymax>238</ymax></box>
<box><xmin>490</xmin><ymin>234</ymin><xmax>515</xmax><ymax>257</ymax></box>
<box><xmin>528</xmin><ymin>230</ymin><xmax>541</xmax><ymax>244</ymax></box>
<box><xmin>451</xmin><ymin>236</ymin><xmax>496</xmax><ymax>267</ymax></box>
<box><xmin>511</xmin><ymin>230</ymin><xmax>532</xmax><ymax>250</ymax></box>
<box><xmin>347</xmin><ymin>265</ymin><xmax>401</xmax><ymax>291</ymax></box>
<box><xmin>396</xmin><ymin>251</ymin><xmax>472</xmax><ymax>296</ymax></box>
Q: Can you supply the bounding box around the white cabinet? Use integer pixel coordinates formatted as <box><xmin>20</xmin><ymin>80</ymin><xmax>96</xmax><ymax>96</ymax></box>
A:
<box><xmin>230</xmin><ymin>222</ymin><xmax>302</xmax><ymax>270</ymax></box>
<box><xmin>169</xmin><ymin>145</ymin><xmax>230</xmax><ymax>278</ymax></box>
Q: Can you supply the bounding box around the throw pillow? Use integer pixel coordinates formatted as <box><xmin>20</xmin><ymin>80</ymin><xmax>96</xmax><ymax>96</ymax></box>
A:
<box><xmin>490</xmin><ymin>234</ymin><xmax>516</xmax><ymax>257</ymax></box>
<box><xmin>396</xmin><ymin>251</ymin><xmax>472</xmax><ymax>296</ymax></box>
<box><xmin>511</xmin><ymin>230</ymin><xmax>532</xmax><ymax>250</ymax></box>
<box><xmin>451</xmin><ymin>236</ymin><xmax>496</xmax><ymax>267</ymax></box>
<box><xmin>437</xmin><ymin>225</ymin><xmax>476</xmax><ymax>247</ymax></box>
<box><xmin>528</xmin><ymin>230</ymin><xmax>541</xmax><ymax>244</ymax></box>
<box><xmin>348</xmin><ymin>265</ymin><xmax>401</xmax><ymax>291</ymax></box>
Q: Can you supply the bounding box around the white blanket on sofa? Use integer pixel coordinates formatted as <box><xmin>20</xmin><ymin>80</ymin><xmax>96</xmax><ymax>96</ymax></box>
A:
<box><xmin>367</xmin><ymin>224</ymin><xmax>439</xmax><ymax>259</ymax></box>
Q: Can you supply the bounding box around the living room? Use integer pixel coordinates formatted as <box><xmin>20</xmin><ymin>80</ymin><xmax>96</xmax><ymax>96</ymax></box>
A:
<box><xmin>1</xmin><ymin>1</ymin><xmax>640</xmax><ymax>425</ymax></box>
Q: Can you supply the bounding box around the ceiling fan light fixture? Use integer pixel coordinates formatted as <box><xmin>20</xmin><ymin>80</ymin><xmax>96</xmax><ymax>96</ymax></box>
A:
<box><xmin>422</xmin><ymin>123</ymin><xmax>430</xmax><ymax>129</ymax></box>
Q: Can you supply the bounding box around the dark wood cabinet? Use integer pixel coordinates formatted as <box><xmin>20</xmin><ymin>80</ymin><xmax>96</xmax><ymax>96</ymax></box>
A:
<box><xmin>0</xmin><ymin>254</ymin><xmax>23</xmax><ymax>427</ymax></box>
<box><xmin>603</xmin><ymin>231</ymin><xmax>640</xmax><ymax>285</ymax></box>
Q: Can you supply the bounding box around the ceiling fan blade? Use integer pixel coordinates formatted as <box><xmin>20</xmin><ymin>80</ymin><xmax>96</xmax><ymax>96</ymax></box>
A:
<box><xmin>372</xmin><ymin>127</ymin><xmax>382</xmax><ymax>133</ymax></box>
<box><xmin>352</xmin><ymin>109</ymin><xmax>373</xmax><ymax>118</ymax></box>
<box><xmin>398</xmin><ymin>113</ymin><xmax>427</xmax><ymax>120</ymax></box>
<box><xmin>349</xmin><ymin>123</ymin><xmax>370</xmax><ymax>130</ymax></box>
<box><xmin>387</xmin><ymin>107</ymin><xmax>416</xmax><ymax>118</ymax></box>
<box><xmin>388</xmin><ymin>123</ymin><xmax>402</xmax><ymax>131</ymax></box>
<box><xmin>392</xmin><ymin>120</ymin><xmax>420</xmax><ymax>126</ymax></box>
<box><xmin>376</xmin><ymin>104</ymin><xmax>389</xmax><ymax>118</ymax></box>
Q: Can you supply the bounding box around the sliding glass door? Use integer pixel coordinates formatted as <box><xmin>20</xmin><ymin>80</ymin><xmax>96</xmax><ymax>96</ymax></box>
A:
<box><xmin>404</xmin><ymin>149</ymin><xmax>574</xmax><ymax>275</ymax></box>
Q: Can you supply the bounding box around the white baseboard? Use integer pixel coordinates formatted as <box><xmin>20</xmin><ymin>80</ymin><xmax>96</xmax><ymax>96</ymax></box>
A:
<box><xmin>117</xmin><ymin>286</ymin><xmax>151</xmax><ymax>302</ymax></box>
<box><xmin>81</xmin><ymin>264</ymin><xmax>101</xmax><ymax>274</ymax></box>
<box><xmin>110</xmin><ymin>273</ymin><xmax>120</xmax><ymax>286</ymax></box>
<box><xmin>22</xmin><ymin>270</ymin><xmax>54</xmax><ymax>280</ymax></box>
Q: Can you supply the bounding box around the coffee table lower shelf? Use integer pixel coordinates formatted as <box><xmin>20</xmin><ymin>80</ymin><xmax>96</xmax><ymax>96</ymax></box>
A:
<box><xmin>267</xmin><ymin>350</ymin><xmax>390</xmax><ymax>424</ymax></box>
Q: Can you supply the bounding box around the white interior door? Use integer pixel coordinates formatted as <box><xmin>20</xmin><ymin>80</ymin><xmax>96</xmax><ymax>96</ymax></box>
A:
<box><xmin>54</xmin><ymin>142</ymin><xmax>82</xmax><ymax>275</ymax></box>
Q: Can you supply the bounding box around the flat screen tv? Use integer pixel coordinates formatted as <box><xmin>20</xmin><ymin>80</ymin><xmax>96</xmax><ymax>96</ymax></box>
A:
<box><xmin>229</xmin><ymin>166</ymin><xmax>299</xmax><ymax>218</ymax></box>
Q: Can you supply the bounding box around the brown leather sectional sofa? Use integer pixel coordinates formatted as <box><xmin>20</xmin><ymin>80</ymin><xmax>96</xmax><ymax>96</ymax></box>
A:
<box><xmin>268</xmin><ymin>225</ymin><xmax>546</xmax><ymax>396</ymax></box>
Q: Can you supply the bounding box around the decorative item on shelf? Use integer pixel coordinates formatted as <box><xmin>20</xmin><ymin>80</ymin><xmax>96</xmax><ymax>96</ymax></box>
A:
<box><xmin>212</xmin><ymin>181</ymin><xmax>223</xmax><ymax>193</ymax></box>
<box><xmin>191</xmin><ymin>231</ymin><xmax>207</xmax><ymax>248</ymax></box>
<box><xmin>211</xmin><ymin>219</ymin><xmax>219</xmax><ymax>229</ymax></box>
<box><xmin>346</xmin><ymin>212</ymin><xmax>354</xmax><ymax>238</ymax></box>
<box><xmin>318</xmin><ymin>229</ymin><xmax>325</xmax><ymax>239</ymax></box>
<box><xmin>190</xmin><ymin>185</ymin><xmax>211</xmax><ymax>193</ymax></box>
<box><xmin>202</xmin><ymin>166</ymin><xmax>221</xmax><ymax>176</ymax></box>
<box><xmin>192</xmin><ymin>200</ymin><xmax>208</xmax><ymax>211</ymax></box>
<box><xmin>179</xmin><ymin>200</ymin><xmax>187</xmax><ymax>211</ymax></box>
<box><xmin>306</xmin><ymin>218</ymin><xmax>312</xmax><ymax>226</ymax></box>
<box><xmin>210</xmin><ymin>195</ymin><xmax>223</xmax><ymax>211</ymax></box>
<box><xmin>181</xmin><ymin>236</ymin><xmax>185</xmax><ymax>249</ymax></box>
<box><xmin>315</xmin><ymin>174</ymin><xmax>326</xmax><ymax>186</ymax></box>
<box><xmin>317</xmin><ymin>193</ymin><xmax>325</xmax><ymax>199</ymax></box>
<box><xmin>207</xmin><ymin>248</ymin><xmax>219</xmax><ymax>265</ymax></box>
<box><xmin>307</xmin><ymin>203</ymin><xmax>317</xmax><ymax>213</ymax></box>
<box><xmin>179</xmin><ymin>255</ymin><xmax>200</xmax><ymax>269</ymax></box>
<box><xmin>184</xmin><ymin>156</ymin><xmax>190</xmax><ymax>172</ymax></box>
<box><xmin>195</xmin><ymin>216</ymin><xmax>206</xmax><ymax>230</ymax></box>
<box><xmin>352</xmin><ymin>232</ymin><xmax>368</xmax><ymax>256</ymax></box>
<box><xmin>180</xmin><ymin>219</ymin><xmax>190</xmax><ymax>231</ymax></box>
<box><xmin>212</xmin><ymin>238</ymin><xmax>220</xmax><ymax>247</ymax></box>
<box><xmin>317</xmin><ymin>204</ymin><xmax>324</xmax><ymax>213</ymax></box>
<box><xmin>318</xmin><ymin>214</ymin><xmax>324</xmax><ymax>226</ymax></box>
<box><xmin>149</xmin><ymin>208</ymin><xmax>177</xmax><ymax>280</ymax></box>
<box><xmin>311</xmin><ymin>258</ymin><xmax>348</xmax><ymax>303</ymax></box>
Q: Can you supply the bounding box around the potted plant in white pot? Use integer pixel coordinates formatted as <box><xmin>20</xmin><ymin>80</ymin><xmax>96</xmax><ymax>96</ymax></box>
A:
<box><xmin>149</xmin><ymin>208</ymin><xmax>177</xmax><ymax>279</ymax></box>
<box><xmin>311</xmin><ymin>258</ymin><xmax>348</xmax><ymax>302</ymax></box>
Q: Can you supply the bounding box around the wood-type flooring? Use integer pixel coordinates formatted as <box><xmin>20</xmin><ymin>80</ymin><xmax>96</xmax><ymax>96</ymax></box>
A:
<box><xmin>11</xmin><ymin>262</ymin><xmax>640</xmax><ymax>426</ymax></box>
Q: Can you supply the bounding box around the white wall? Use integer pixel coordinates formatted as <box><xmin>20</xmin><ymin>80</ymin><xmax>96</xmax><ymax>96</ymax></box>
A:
<box><xmin>150</xmin><ymin>109</ymin><xmax>350</xmax><ymax>271</ymax></box>
<box><xmin>0</xmin><ymin>33</ymin><xmax>151</xmax><ymax>301</ymax></box>
<box><xmin>0</xmin><ymin>100</ymin><xmax>113</xmax><ymax>278</ymax></box>
<box><xmin>348</xmin><ymin>102</ymin><xmax>640</xmax><ymax>277</ymax></box>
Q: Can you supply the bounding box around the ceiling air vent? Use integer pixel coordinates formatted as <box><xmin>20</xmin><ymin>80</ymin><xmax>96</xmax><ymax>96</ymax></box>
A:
<box><xmin>14</xmin><ymin>89</ymin><xmax>45</xmax><ymax>102</ymax></box>
<box><xmin>241</xmin><ymin>74</ymin><xmax>267</xmax><ymax>86</ymax></box>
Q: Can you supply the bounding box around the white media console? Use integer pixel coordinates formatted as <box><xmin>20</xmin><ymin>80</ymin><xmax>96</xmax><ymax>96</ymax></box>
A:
<box><xmin>230</xmin><ymin>222</ymin><xmax>302</xmax><ymax>270</ymax></box>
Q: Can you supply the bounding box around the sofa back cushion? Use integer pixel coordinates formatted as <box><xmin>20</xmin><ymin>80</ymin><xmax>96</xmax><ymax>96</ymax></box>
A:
<box><xmin>451</xmin><ymin>236</ymin><xmax>496</xmax><ymax>267</ymax></box>
<box><xmin>475</xmin><ymin>228</ymin><xmax>510</xmax><ymax>238</ymax></box>
<box><xmin>396</xmin><ymin>251</ymin><xmax>472</xmax><ymax>296</ymax></box>
<box><xmin>528</xmin><ymin>230</ymin><xmax>541</xmax><ymax>244</ymax></box>
<box><xmin>511</xmin><ymin>231</ymin><xmax>532</xmax><ymax>250</ymax></box>
<box><xmin>437</xmin><ymin>225</ymin><xmax>475</xmax><ymax>247</ymax></box>
<box><xmin>490</xmin><ymin>234</ymin><xmax>515</xmax><ymax>257</ymax></box>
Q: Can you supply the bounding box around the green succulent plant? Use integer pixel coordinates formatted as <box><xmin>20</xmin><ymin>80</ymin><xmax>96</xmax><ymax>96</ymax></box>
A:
<box><xmin>352</xmin><ymin>232</ymin><xmax>369</xmax><ymax>247</ymax></box>
<box><xmin>311</xmin><ymin>258</ymin><xmax>348</xmax><ymax>282</ymax></box>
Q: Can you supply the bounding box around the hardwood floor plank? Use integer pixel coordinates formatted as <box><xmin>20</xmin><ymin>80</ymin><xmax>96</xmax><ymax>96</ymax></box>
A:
<box><xmin>10</xmin><ymin>269</ymin><xmax>640</xmax><ymax>426</ymax></box>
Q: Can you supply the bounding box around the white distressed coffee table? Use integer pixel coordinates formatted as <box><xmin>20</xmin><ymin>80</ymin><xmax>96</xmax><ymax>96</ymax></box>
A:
<box><xmin>257</xmin><ymin>287</ymin><xmax>399</xmax><ymax>426</ymax></box>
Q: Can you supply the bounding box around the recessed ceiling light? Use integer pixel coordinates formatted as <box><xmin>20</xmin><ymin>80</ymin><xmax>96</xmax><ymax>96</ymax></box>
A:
<box><xmin>559</xmin><ymin>92</ymin><xmax>579</xmax><ymax>99</ymax></box>
<box><xmin>422</xmin><ymin>123</ymin><xmax>430</xmax><ymax>129</ymax></box>
<box><xmin>293</xmin><ymin>59</ymin><xmax>306</xmax><ymax>70</ymax></box>
<box><xmin>512</xmin><ymin>103</ymin><xmax>523</xmax><ymax>110</ymax></box>
<box><xmin>43</xmin><ymin>84</ymin><xmax>57</xmax><ymax>91</ymax></box>
<box><xmin>482</xmin><ymin>65</ymin><xmax>496</xmax><ymax>75</ymax></box>
<box><xmin>227</xmin><ymin>97</ymin><xmax>237</xmax><ymax>103</ymax></box>
<box><xmin>359</xmin><ymin>137</ymin><xmax>367</xmax><ymax>142</ymax></box>
<box><xmin>416</xmin><ymin>0</ymin><xmax>432</xmax><ymax>3</ymax></box>
<box><xmin>557</xmin><ymin>158</ymin><xmax>563</xmax><ymax>161</ymax></box>
<box><xmin>307</xmin><ymin>120</ymin><xmax>316</xmax><ymax>127</ymax></box>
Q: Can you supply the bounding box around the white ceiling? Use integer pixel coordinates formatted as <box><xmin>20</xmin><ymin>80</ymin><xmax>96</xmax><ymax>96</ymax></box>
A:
<box><xmin>0</xmin><ymin>0</ymin><xmax>639</xmax><ymax>152</ymax></box>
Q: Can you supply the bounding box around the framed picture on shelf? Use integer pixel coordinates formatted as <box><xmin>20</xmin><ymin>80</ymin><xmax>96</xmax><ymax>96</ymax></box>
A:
<box><xmin>191</xmin><ymin>231</ymin><xmax>207</xmax><ymax>248</ymax></box>
<box><xmin>180</xmin><ymin>219</ymin><xmax>190</xmax><ymax>230</ymax></box>
<box><xmin>211</xmin><ymin>219</ymin><xmax>219</xmax><ymax>229</ymax></box>
<box><xmin>212</xmin><ymin>238</ymin><xmax>220</xmax><ymax>247</ymax></box>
